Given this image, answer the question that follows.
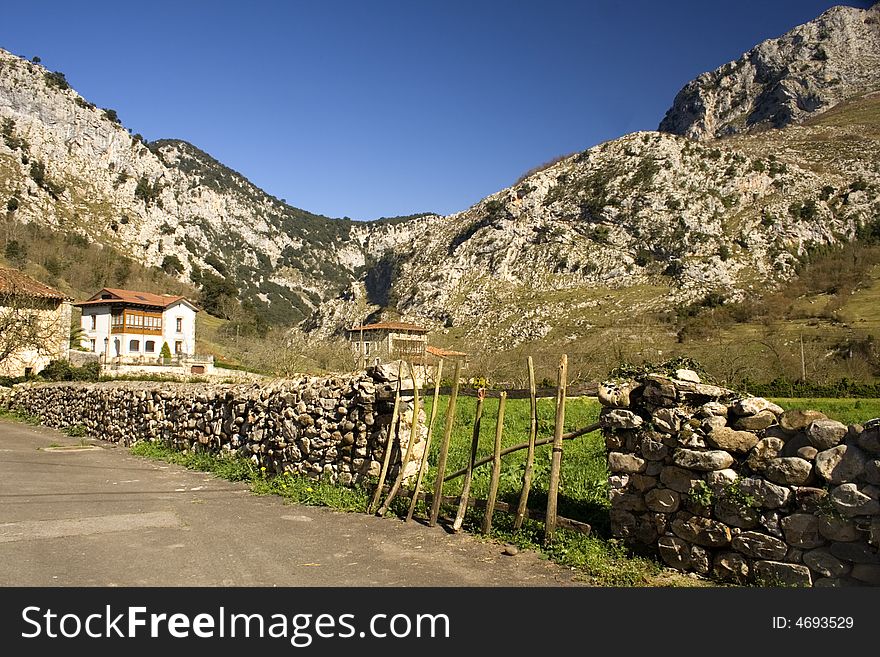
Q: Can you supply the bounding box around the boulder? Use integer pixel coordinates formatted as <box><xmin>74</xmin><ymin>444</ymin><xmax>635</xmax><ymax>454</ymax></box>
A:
<box><xmin>600</xmin><ymin>408</ymin><xmax>643</xmax><ymax>429</ymax></box>
<box><xmin>814</xmin><ymin>445</ymin><xmax>867</xmax><ymax>484</ymax></box>
<box><xmin>607</xmin><ymin>452</ymin><xmax>646</xmax><ymax>474</ymax></box>
<box><xmin>707</xmin><ymin>427</ymin><xmax>759</xmax><ymax>453</ymax></box>
<box><xmin>672</xmin><ymin>448</ymin><xmax>734</xmax><ymax>471</ymax></box>
<box><xmin>806</xmin><ymin>419</ymin><xmax>848</xmax><ymax>450</ymax></box>
<box><xmin>734</xmin><ymin>397</ymin><xmax>783</xmax><ymax>417</ymax></box>
<box><xmin>753</xmin><ymin>561</ymin><xmax>812</xmax><ymax>587</ymax></box>
<box><xmin>780</xmin><ymin>409</ymin><xmax>827</xmax><ymax>433</ymax></box>
<box><xmin>764</xmin><ymin>457</ymin><xmax>813</xmax><ymax>486</ymax></box>
<box><xmin>831</xmin><ymin>483</ymin><xmax>880</xmax><ymax>516</ymax></box>
<box><xmin>733</xmin><ymin>410</ymin><xmax>777</xmax><ymax>431</ymax></box>
<box><xmin>731</xmin><ymin>531</ymin><xmax>788</xmax><ymax>560</ymax></box>
<box><xmin>780</xmin><ymin>513</ymin><xmax>824</xmax><ymax>549</ymax></box>
<box><xmin>671</xmin><ymin>514</ymin><xmax>731</xmax><ymax>547</ymax></box>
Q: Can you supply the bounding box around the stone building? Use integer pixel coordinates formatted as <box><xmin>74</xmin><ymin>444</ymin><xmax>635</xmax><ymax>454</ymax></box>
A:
<box><xmin>0</xmin><ymin>267</ymin><xmax>72</xmax><ymax>377</ymax></box>
<box><xmin>347</xmin><ymin>321</ymin><xmax>428</xmax><ymax>368</ymax></box>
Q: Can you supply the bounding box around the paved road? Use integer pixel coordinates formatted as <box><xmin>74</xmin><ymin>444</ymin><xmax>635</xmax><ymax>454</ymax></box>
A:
<box><xmin>0</xmin><ymin>419</ymin><xmax>586</xmax><ymax>587</ymax></box>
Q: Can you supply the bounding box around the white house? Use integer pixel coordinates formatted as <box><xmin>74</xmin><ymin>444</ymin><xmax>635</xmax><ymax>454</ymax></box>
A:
<box><xmin>75</xmin><ymin>287</ymin><xmax>198</xmax><ymax>361</ymax></box>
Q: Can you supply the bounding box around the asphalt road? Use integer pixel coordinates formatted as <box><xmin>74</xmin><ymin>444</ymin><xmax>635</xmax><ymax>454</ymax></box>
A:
<box><xmin>0</xmin><ymin>419</ymin><xmax>586</xmax><ymax>587</ymax></box>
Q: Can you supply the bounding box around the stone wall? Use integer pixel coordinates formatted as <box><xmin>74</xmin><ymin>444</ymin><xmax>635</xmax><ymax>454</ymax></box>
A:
<box><xmin>599</xmin><ymin>371</ymin><xmax>880</xmax><ymax>587</ymax></box>
<box><xmin>0</xmin><ymin>365</ymin><xmax>426</xmax><ymax>486</ymax></box>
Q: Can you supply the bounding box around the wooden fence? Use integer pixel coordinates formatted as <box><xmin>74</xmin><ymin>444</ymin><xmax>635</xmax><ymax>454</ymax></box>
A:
<box><xmin>369</xmin><ymin>355</ymin><xmax>600</xmax><ymax>544</ymax></box>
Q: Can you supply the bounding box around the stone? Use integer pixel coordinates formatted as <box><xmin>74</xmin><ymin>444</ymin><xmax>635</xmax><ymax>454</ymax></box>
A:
<box><xmin>806</xmin><ymin>419</ymin><xmax>848</xmax><ymax>450</ymax></box>
<box><xmin>818</xmin><ymin>515</ymin><xmax>861</xmax><ymax>542</ymax></box>
<box><xmin>812</xmin><ymin>578</ymin><xmax>856</xmax><ymax>587</ymax></box>
<box><xmin>715</xmin><ymin>499</ymin><xmax>759</xmax><ymax>529</ymax></box>
<box><xmin>707</xmin><ymin>427</ymin><xmax>759</xmax><ymax>454</ymax></box>
<box><xmin>747</xmin><ymin>437</ymin><xmax>785</xmax><ymax>471</ymax></box>
<box><xmin>705</xmin><ymin>468</ymin><xmax>738</xmax><ymax>493</ymax></box>
<box><xmin>608</xmin><ymin>452</ymin><xmax>646</xmax><ymax>474</ymax></box>
<box><xmin>640</xmin><ymin>437</ymin><xmax>668</xmax><ymax>461</ymax></box>
<box><xmin>781</xmin><ymin>409</ymin><xmax>827</xmax><ymax>433</ymax></box>
<box><xmin>597</xmin><ymin>381</ymin><xmax>634</xmax><ymax>408</ymax></box>
<box><xmin>831</xmin><ymin>483</ymin><xmax>880</xmax><ymax>516</ymax></box>
<box><xmin>609</xmin><ymin>490</ymin><xmax>647</xmax><ymax>512</ymax></box>
<box><xmin>643</xmin><ymin>377</ymin><xmax>677</xmax><ymax>406</ymax></box>
<box><xmin>672</xmin><ymin>448</ymin><xmax>734</xmax><ymax>471</ymax></box>
<box><xmin>734</xmin><ymin>397</ymin><xmax>783</xmax><ymax>417</ymax></box>
<box><xmin>699</xmin><ymin>402</ymin><xmax>728</xmax><ymax>418</ymax></box>
<box><xmin>778</xmin><ymin>433</ymin><xmax>811</xmax><ymax>458</ymax></box>
<box><xmin>795</xmin><ymin>487</ymin><xmax>827</xmax><ymax>513</ymax></box>
<box><xmin>600</xmin><ymin>408</ymin><xmax>644</xmax><ymax>430</ymax></box>
<box><xmin>781</xmin><ymin>513</ymin><xmax>824</xmax><ymax>548</ymax></box>
<box><xmin>713</xmin><ymin>552</ymin><xmax>749</xmax><ymax>582</ymax></box>
<box><xmin>733</xmin><ymin>410</ymin><xmax>777</xmax><ymax>431</ymax></box>
<box><xmin>731</xmin><ymin>531</ymin><xmax>788</xmax><ymax>560</ymax></box>
<box><xmin>857</xmin><ymin>429</ymin><xmax>880</xmax><ymax>455</ymax></box>
<box><xmin>690</xmin><ymin>545</ymin><xmax>710</xmax><ymax>574</ymax></box>
<box><xmin>804</xmin><ymin>549</ymin><xmax>850</xmax><ymax>578</ymax></box>
<box><xmin>763</xmin><ymin>457</ymin><xmax>813</xmax><ymax>486</ymax></box>
<box><xmin>815</xmin><ymin>445</ymin><xmax>867</xmax><ymax>484</ymax></box>
<box><xmin>701</xmin><ymin>416</ymin><xmax>727</xmax><ymax>433</ymax></box>
<box><xmin>674</xmin><ymin>369</ymin><xmax>701</xmax><ymax>383</ymax></box>
<box><xmin>738</xmin><ymin>477</ymin><xmax>791</xmax><ymax>509</ymax></box>
<box><xmin>502</xmin><ymin>545</ymin><xmax>519</xmax><ymax>556</ymax></box>
<box><xmin>645</xmin><ymin>461</ymin><xmax>663</xmax><ymax>476</ymax></box>
<box><xmin>796</xmin><ymin>446</ymin><xmax>818</xmax><ymax>460</ymax></box>
<box><xmin>862</xmin><ymin>460</ymin><xmax>880</xmax><ymax>486</ymax></box>
<box><xmin>645</xmin><ymin>488</ymin><xmax>681</xmax><ymax>513</ymax></box>
<box><xmin>608</xmin><ymin>474</ymin><xmax>630</xmax><ymax>489</ymax></box>
<box><xmin>660</xmin><ymin>466</ymin><xmax>702</xmax><ymax>493</ymax></box>
<box><xmin>652</xmin><ymin>408</ymin><xmax>680</xmax><ymax>434</ymax></box>
<box><xmin>671</xmin><ymin>514</ymin><xmax>731</xmax><ymax>547</ymax></box>
<box><xmin>753</xmin><ymin>561</ymin><xmax>812</xmax><ymax>587</ymax></box>
<box><xmin>850</xmin><ymin>564</ymin><xmax>880</xmax><ymax>585</ymax></box>
<box><xmin>829</xmin><ymin>542</ymin><xmax>880</xmax><ymax>564</ymax></box>
<box><xmin>658</xmin><ymin>536</ymin><xmax>691</xmax><ymax>570</ymax></box>
<box><xmin>629</xmin><ymin>474</ymin><xmax>658</xmax><ymax>492</ymax></box>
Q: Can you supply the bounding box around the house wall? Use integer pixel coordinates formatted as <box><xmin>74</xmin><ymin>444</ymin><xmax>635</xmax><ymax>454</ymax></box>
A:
<box><xmin>80</xmin><ymin>304</ymin><xmax>111</xmax><ymax>355</ymax></box>
<box><xmin>163</xmin><ymin>302</ymin><xmax>197</xmax><ymax>356</ymax></box>
<box><xmin>1</xmin><ymin>300</ymin><xmax>71</xmax><ymax>377</ymax></box>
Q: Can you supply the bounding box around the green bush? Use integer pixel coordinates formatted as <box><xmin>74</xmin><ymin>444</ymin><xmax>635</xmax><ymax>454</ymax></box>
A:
<box><xmin>39</xmin><ymin>360</ymin><xmax>100</xmax><ymax>382</ymax></box>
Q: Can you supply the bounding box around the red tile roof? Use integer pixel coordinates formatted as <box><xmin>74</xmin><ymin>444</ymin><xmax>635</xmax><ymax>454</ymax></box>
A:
<box><xmin>0</xmin><ymin>267</ymin><xmax>69</xmax><ymax>300</ymax></box>
<box><xmin>349</xmin><ymin>321</ymin><xmax>428</xmax><ymax>333</ymax></box>
<box><xmin>75</xmin><ymin>287</ymin><xmax>196</xmax><ymax>309</ymax></box>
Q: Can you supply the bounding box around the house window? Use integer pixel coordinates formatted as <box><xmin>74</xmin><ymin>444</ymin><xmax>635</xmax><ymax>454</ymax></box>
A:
<box><xmin>176</xmin><ymin>317</ymin><xmax>183</xmax><ymax>333</ymax></box>
<box><xmin>174</xmin><ymin>341</ymin><xmax>183</xmax><ymax>355</ymax></box>
<box><xmin>90</xmin><ymin>315</ymin><xmax>96</xmax><ymax>330</ymax></box>
<box><xmin>129</xmin><ymin>339</ymin><xmax>140</xmax><ymax>352</ymax></box>
<box><xmin>145</xmin><ymin>340</ymin><xmax>155</xmax><ymax>353</ymax></box>
<box><xmin>90</xmin><ymin>339</ymin><xmax>96</xmax><ymax>352</ymax></box>
<box><xmin>111</xmin><ymin>313</ymin><xmax>123</xmax><ymax>327</ymax></box>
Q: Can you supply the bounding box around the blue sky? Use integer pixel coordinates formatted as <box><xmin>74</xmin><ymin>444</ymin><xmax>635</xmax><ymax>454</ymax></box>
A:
<box><xmin>1</xmin><ymin>1</ymin><xmax>870</xmax><ymax>220</ymax></box>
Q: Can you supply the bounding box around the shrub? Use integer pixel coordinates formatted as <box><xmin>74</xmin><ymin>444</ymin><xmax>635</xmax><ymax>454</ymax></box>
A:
<box><xmin>44</xmin><ymin>71</ymin><xmax>69</xmax><ymax>90</ymax></box>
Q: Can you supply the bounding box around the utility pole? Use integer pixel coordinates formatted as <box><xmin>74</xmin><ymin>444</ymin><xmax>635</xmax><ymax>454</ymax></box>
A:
<box><xmin>800</xmin><ymin>334</ymin><xmax>806</xmax><ymax>382</ymax></box>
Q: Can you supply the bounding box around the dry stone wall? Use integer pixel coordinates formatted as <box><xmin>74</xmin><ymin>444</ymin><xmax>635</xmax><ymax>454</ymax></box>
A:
<box><xmin>0</xmin><ymin>366</ymin><xmax>426</xmax><ymax>486</ymax></box>
<box><xmin>599</xmin><ymin>371</ymin><xmax>880</xmax><ymax>587</ymax></box>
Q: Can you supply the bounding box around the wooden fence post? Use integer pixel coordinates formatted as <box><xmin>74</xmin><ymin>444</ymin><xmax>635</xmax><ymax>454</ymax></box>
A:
<box><xmin>544</xmin><ymin>354</ymin><xmax>567</xmax><ymax>545</ymax></box>
<box><xmin>514</xmin><ymin>356</ymin><xmax>538</xmax><ymax>530</ymax></box>
<box><xmin>429</xmin><ymin>359</ymin><xmax>461</xmax><ymax>527</ymax></box>
<box><xmin>367</xmin><ymin>365</ymin><xmax>402</xmax><ymax>514</ymax></box>
<box><xmin>377</xmin><ymin>362</ymin><xmax>420</xmax><ymax>516</ymax></box>
<box><xmin>453</xmin><ymin>389</ymin><xmax>485</xmax><ymax>532</ymax></box>
<box><xmin>406</xmin><ymin>359</ymin><xmax>444</xmax><ymax>522</ymax></box>
<box><xmin>481</xmin><ymin>391</ymin><xmax>506</xmax><ymax>534</ymax></box>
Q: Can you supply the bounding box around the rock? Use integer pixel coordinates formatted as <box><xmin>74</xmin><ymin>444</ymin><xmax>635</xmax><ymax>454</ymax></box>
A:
<box><xmin>733</xmin><ymin>410</ymin><xmax>777</xmax><ymax>431</ymax></box>
<box><xmin>780</xmin><ymin>409</ymin><xmax>828</xmax><ymax>433</ymax></box>
<box><xmin>863</xmin><ymin>460</ymin><xmax>880</xmax><ymax>485</ymax></box>
<box><xmin>672</xmin><ymin>448</ymin><xmax>734</xmax><ymax>471</ymax></box>
<box><xmin>738</xmin><ymin>477</ymin><xmax>791</xmax><ymax>509</ymax></box>
<box><xmin>690</xmin><ymin>545</ymin><xmax>710</xmax><ymax>574</ymax></box>
<box><xmin>713</xmin><ymin>552</ymin><xmax>749</xmax><ymax>582</ymax></box>
<box><xmin>660</xmin><ymin>466</ymin><xmax>703</xmax><ymax>493</ymax></box>
<box><xmin>734</xmin><ymin>397</ymin><xmax>783</xmax><ymax>417</ymax></box>
<box><xmin>732</xmin><ymin>531</ymin><xmax>789</xmax><ymax>560</ymax></box>
<box><xmin>502</xmin><ymin>545</ymin><xmax>519</xmax><ymax>556</ymax></box>
<box><xmin>598</xmin><ymin>381</ymin><xmax>634</xmax><ymax>408</ymax></box>
<box><xmin>600</xmin><ymin>408</ymin><xmax>644</xmax><ymax>430</ymax></box>
<box><xmin>831</xmin><ymin>483</ymin><xmax>880</xmax><ymax>516</ymax></box>
<box><xmin>815</xmin><ymin>445</ymin><xmax>867</xmax><ymax>484</ymax></box>
<box><xmin>652</xmin><ymin>408</ymin><xmax>681</xmax><ymax>434</ymax></box>
<box><xmin>705</xmin><ymin>468</ymin><xmax>738</xmax><ymax>493</ymax></box>
<box><xmin>829</xmin><ymin>541</ymin><xmax>879</xmax><ymax>564</ymax></box>
<box><xmin>857</xmin><ymin>429</ymin><xmax>880</xmax><ymax>454</ymax></box>
<box><xmin>796</xmin><ymin>446</ymin><xmax>818</xmax><ymax>460</ymax></box>
<box><xmin>674</xmin><ymin>369</ymin><xmax>701</xmax><ymax>383</ymax></box>
<box><xmin>607</xmin><ymin>452</ymin><xmax>646</xmax><ymax>474</ymax></box>
<box><xmin>699</xmin><ymin>402</ymin><xmax>728</xmax><ymax>418</ymax></box>
<box><xmin>746</xmin><ymin>437</ymin><xmax>785</xmax><ymax>471</ymax></box>
<box><xmin>812</xmin><ymin>578</ymin><xmax>857</xmax><ymax>587</ymax></box>
<box><xmin>645</xmin><ymin>488</ymin><xmax>681</xmax><ymax>513</ymax></box>
<box><xmin>640</xmin><ymin>437</ymin><xmax>668</xmax><ymax>461</ymax></box>
<box><xmin>778</xmin><ymin>433</ymin><xmax>811</xmax><ymax>458</ymax></box>
<box><xmin>753</xmin><ymin>561</ymin><xmax>812</xmax><ymax>587</ymax></box>
<box><xmin>629</xmin><ymin>474</ymin><xmax>658</xmax><ymax>492</ymax></box>
<box><xmin>818</xmin><ymin>515</ymin><xmax>861</xmax><ymax>542</ymax></box>
<box><xmin>701</xmin><ymin>416</ymin><xmax>728</xmax><ymax>433</ymax></box>
<box><xmin>764</xmin><ymin>457</ymin><xmax>813</xmax><ymax>486</ymax></box>
<box><xmin>643</xmin><ymin>377</ymin><xmax>677</xmax><ymax>406</ymax></box>
<box><xmin>804</xmin><ymin>549</ymin><xmax>850</xmax><ymax>578</ymax></box>
<box><xmin>608</xmin><ymin>474</ymin><xmax>629</xmax><ymax>490</ymax></box>
<box><xmin>671</xmin><ymin>514</ymin><xmax>731</xmax><ymax>547</ymax></box>
<box><xmin>609</xmin><ymin>490</ymin><xmax>647</xmax><ymax>512</ymax></box>
<box><xmin>658</xmin><ymin>536</ymin><xmax>691</xmax><ymax>570</ymax></box>
<box><xmin>707</xmin><ymin>427</ymin><xmax>759</xmax><ymax>453</ymax></box>
<box><xmin>850</xmin><ymin>564</ymin><xmax>880</xmax><ymax>585</ymax></box>
<box><xmin>794</xmin><ymin>487</ymin><xmax>827</xmax><ymax>513</ymax></box>
<box><xmin>715</xmin><ymin>498</ymin><xmax>759</xmax><ymax>529</ymax></box>
<box><xmin>781</xmin><ymin>514</ymin><xmax>824</xmax><ymax>549</ymax></box>
<box><xmin>806</xmin><ymin>419</ymin><xmax>848</xmax><ymax>450</ymax></box>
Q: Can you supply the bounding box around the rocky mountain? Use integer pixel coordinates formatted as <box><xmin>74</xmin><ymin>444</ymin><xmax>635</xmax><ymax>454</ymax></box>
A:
<box><xmin>659</xmin><ymin>2</ymin><xmax>880</xmax><ymax>139</ymax></box>
<box><xmin>2</xmin><ymin>2</ymin><xmax>879</xmax><ymax>357</ymax></box>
